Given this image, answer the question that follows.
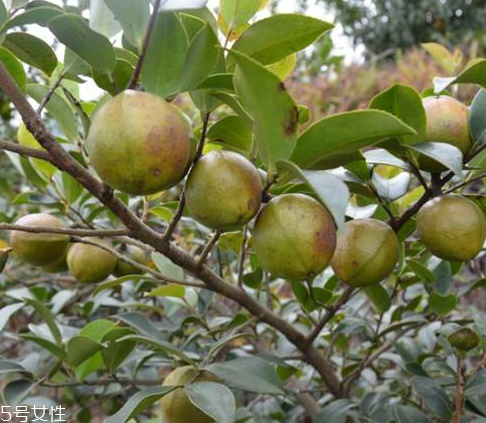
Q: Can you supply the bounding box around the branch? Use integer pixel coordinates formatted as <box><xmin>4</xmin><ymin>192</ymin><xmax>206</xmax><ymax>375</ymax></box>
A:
<box><xmin>197</xmin><ymin>230</ymin><xmax>222</xmax><ymax>268</ymax></box>
<box><xmin>127</xmin><ymin>0</ymin><xmax>162</xmax><ymax>89</ymax></box>
<box><xmin>0</xmin><ymin>61</ymin><xmax>343</xmax><ymax>398</ymax></box>
<box><xmin>37</xmin><ymin>70</ymin><xmax>65</xmax><ymax>113</ymax></box>
<box><xmin>446</xmin><ymin>172</ymin><xmax>486</xmax><ymax>193</ymax></box>
<box><xmin>0</xmin><ymin>139</ymin><xmax>53</xmax><ymax>162</ymax></box>
<box><xmin>0</xmin><ymin>223</ymin><xmax>128</xmax><ymax>238</ymax></box>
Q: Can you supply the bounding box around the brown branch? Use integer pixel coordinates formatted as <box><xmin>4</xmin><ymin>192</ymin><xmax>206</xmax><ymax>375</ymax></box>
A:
<box><xmin>41</xmin><ymin>377</ymin><xmax>163</xmax><ymax>388</ymax></box>
<box><xmin>0</xmin><ymin>223</ymin><xmax>128</xmax><ymax>238</ymax></box>
<box><xmin>197</xmin><ymin>230</ymin><xmax>222</xmax><ymax>268</ymax></box>
<box><xmin>304</xmin><ymin>286</ymin><xmax>355</xmax><ymax>347</ymax></box>
<box><xmin>37</xmin><ymin>71</ymin><xmax>65</xmax><ymax>113</ymax></box>
<box><xmin>0</xmin><ymin>139</ymin><xmax>53</xmax><ymax>162</ymax></box>
<box><xmin>446</xmin><ymin>172</ymin><xmax>486</xmax><ymax>193</ymax></box>
<box><xmin>0</xmin><ymin>62</ymin><xmax>343</xmax><ymax>398</ymax></box>
<box><xmin>237</xmin><ymin>225</ymin><xmax>248</xmax><ymax>288</ymax></box>
<box><xmin>127</xmin><ymin>0</ymin><xmax>162</xmax><ymax>89</ymax></box>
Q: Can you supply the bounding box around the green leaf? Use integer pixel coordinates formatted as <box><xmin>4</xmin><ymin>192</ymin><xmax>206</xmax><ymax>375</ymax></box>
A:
<box><xmin>231</xmin><ymin>50</ymin><xmax>298</xmax><ymax>176</ymax></box>
<box><xmin>3</xmin><ymin>379</ymin><xmax>34</xmax><ymax>406</ymax></box>
<box><xmin>230</xmin><ymin>14</ymin><xmax>333</xmax><ymax>66</ymax></box>
<box><xmin>429</xmin><ymin>292</ymin><xmax>457</xmax><ymax>316</ymax></box>
<box><xmin>433</xmin><ymin>58</ymin><xmax>486</xmax><ymax>93</ymax></box>
<box><xmin>27</xmin><ymin>83</ymin><xmax>78</xmax><ymax>141</ymax></box>
<box><xmin>407</xmin><ymin>142</ymin><xmax>463</xmax><ymax>176</ymax></box>
<box><xmin>470</xmin><ymin>89</ymin><xmax>486</xmax><ymax>144</ymax></box>
<box><xmin>465</xmin><ymin>369</ymin><xmax>486</xmax><ymax>397</ymax></box>
<box><xmin>104</xmin><ymin>387</ymin><xmax>176</xmax><ymax>423</ymax></box>
<box><xmin>205</xmin><ymin>357</ymin><xmax>284</xmax><ymax>395</ymax></box>
<box><xmin>220</xmin><ymin>0</ymin><xmax>260</xmax><ymax>30</ymax></box>
<box><xmin>315</xmin><ymin>399</ymin><xmax>356</xmax><ymax>423</ymax></box>
<box><xmin>102</xmin><ymin>327</ymin><xmax>136</xmax><ymax>372</ymax></box>
<box><xmin>364</xmin><ymin>284</ymin><xmax>391</xmax><ymax>313</ymax></box>
<box><xmin>102</xmin><ymin>0</ymin><xmax>150</xmax><ymax>51</ymax></box>
<box><xmin>151</xmin><ymin>252</ymin><xmax>184</xmax><ymax>280</ymax></box>
<box><xmin>147</xmin><ymin>284</ymin><xmax>186</xmax><ymax>299</ymax></box>
<box><xmin>93</xmin><ymin>275</ymin><xmax>154</xmax><ymax>295</ymax></box>
<box><xmin>19</xmin><ymin>334</ymin><xmax>67</xmax><ymax>359</ymax></box>
<box><xmin>206</xmin><ymin>333</ymin><xmax>255</xmax><ymax>364</ymax></box>
<box><xmin>89</xmin><ymin>0</ymin><xmax>122</xmax><ymax>40</ymax></box>
<box><xmin>406</xmin><ymin>259</ymin><xmax>435</xmax><ymax>283</ymax></box>
<box><xmin>93</xmin><ymin>58</ymin><xmax>133</xmax><ymax>95</ymax></box>
<box><xmin>61</xmin><ymin>172</ymin><xmax>83</xmax><ymax>204</ymax></box>
<box><xmin>179</xmin><ymin>23</ymin><xmax>220</xmax><ymax>92</ymax></box>
<box><xmin>5</xmin><ymin>6</ymin><xmax>63</xmax><ymax>29</ymax></box>
<box><xmin>48</xmin><ymin>13</ymin><xmax>116</xmax><ymax>72</ymax></box>
<box><xmin>186</xmin><ymin>382</ymin><xmax>236</xmax><ymax>423</ymax></box>
<box><xmin>369</xmin><ymin>84</ymin><xmax>426</xmax><ymax>145</ymax></box>
<box><xmin>141</xmin><ymin>11</ymin><xmax>188</xmax><ymax>98</ymax></box>
<box><xmin>23</xmin><ymin>298</ymin><xmax>62</xmax><ymax>345</ymax></box>
<box><xmin>0</xmin><ymin>360</ymin><xmax>31</xmax><ymax>376</ymax></box>
<box><xmin>291</xmin><ymin>110</ymin><xmax>416</xmax><ymax>169</ymax></box>
<box><xmin>207</xmin><ymin>115</ymin><xmax>252</xmax><ymax>153</ymax></box>
<box><xmin>0</xmin><ymin>46</ymin><xmax>26</xmax><ymax>91</ymax></box>
<box><xmin>276</xmin><ymin>160</ymin><xmax>349</xmax><ymax>230</ymax></box>
<box><xmin>422</xmin><ymin>42</ymin><xmax>458</xmax><ymax>74</ymax></box>
<box><xmin>392</xmin><ymin>405</ymin><xmax>431</xmax><ymax>423</ymax></box>
<box><xmin>411</xmin><ymin>376</ymin><xmax>453</xmax><ymax>420</ymax></box>
<box><xmin>3</xmin><ymin>32</ymin><xmax>57</xmax><ymax>75</ymax></box>
<box><xmin>0</xmin><ymin>0</ymin><xmax>7</xmax><ymax>29</ymax></box>
<box><xmin>0</xmin><ymin>303</ymin><xmax>23</xmax><ymax>332</ymax></box>
<box><xmin>66</xmin><ymin>335</ymin><xmax>104</xmax><ymax>367</ymax></box>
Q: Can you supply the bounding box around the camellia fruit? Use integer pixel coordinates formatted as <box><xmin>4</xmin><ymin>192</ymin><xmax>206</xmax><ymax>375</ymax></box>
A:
<box><xmin>448</xmin><ymin>327</ymin><xmax>481</xmax><ymax>352</ymax></box>
<box><xmin>185</xmin><ymin>150</ymin><xmax>262</xmax><ymax>231</ymax></box>
<box><xmin>252</xmin><ymin>194</ymin><xmax>336</xmax><ymax>281</ymax></box>
<box><xmin>10</xmin><ymin>214</ymin><xmax>69</xmax><ymax>266</ymax></box>
<box><xmin>418</xmin><ymin>96</ymin><xmax>472</xmax><ymax>173</ymax></box>
<box><xmin>113</xmin><ymin>245</ymin><xmax>147</xmax><ymax>277</ymax></box>
<box><xmin>17</xmin><ymin>123</ymin><xmax>57</xmax><ymax>176</ymax></box>
<box><xmin>86</xmin><ymin>90</ymin><xmax>191</xmax><ymax>195</ymax></box>
<box><xmin>417</xmin><ymin>194</ymin><xmax>486</xmax><ymax>262</ymax></box>
<box><xmin>331</xmin><ymin>219</ymin><xmax>399</xmax><ymax>287</ymax></box>
<box><xmin>67</xmin><ymin>240</ymin><xmax>117</xmax><ymax>283</ymax></box>
<box><xmin>161</xmin><ymin>366</ymin><xmax>218</xmax><ymax>423</ymax></box>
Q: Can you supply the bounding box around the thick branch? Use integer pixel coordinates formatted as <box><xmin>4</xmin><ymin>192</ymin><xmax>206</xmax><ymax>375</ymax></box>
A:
<box><xmin>0</xmin><ymin>62</ymin><xmax>343</xmax><ymax>398</ymax></box>
<box><xmin>0</xmin><ymin>139</ymin><xmax>53</xmax><ymax>162</ymax></box>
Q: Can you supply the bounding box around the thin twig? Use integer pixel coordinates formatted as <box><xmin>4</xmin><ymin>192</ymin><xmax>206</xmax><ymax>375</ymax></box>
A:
<box><xmin>446</xmin><ymin>172</ymin><xmax>486</xmax><ymax>193</ymax></box>
<box><xmin>0</xmin><ymin>139</ymin><xmax>53</xmax><ymax>162</ymax></box>
<box><xmin>127</xmin><ymin>0</ymin><xmax>162</xmax><ymax>89</ymax></box>
<box><xmin>197</xmin><ymin>230</ymin><xmax>222</xmax><ymax>269</ymax></box>
<box><xmin>0</xmin><ymin>223</ymin><xmax>128</xmax><ymax>237</ymax></box>
<box><xmin>237</xmin><ymin>225</ymin><xmax>248</xmax><ymax>288</ymax></box>
<box><xmin>163</xmin><ymin>112</ymin><xmax>211</xmax><ymax>242</ymax></box>
<box><xmin>37</xmin><ymin>71</ymin><xmax>66</xmax><ymax>114</ymax></box>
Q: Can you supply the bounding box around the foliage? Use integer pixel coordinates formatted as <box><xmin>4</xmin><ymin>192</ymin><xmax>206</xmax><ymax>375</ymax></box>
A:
<box><xmin>0</xmin><ymin>1</ymin><xmax>484</xmax><ymax>423</ymax></box>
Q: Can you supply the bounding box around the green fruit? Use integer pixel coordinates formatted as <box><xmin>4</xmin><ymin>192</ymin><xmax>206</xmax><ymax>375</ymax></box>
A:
<box><xmin>86</xmin><ymin>90</ymin><xmax>191</xmax><ymax>195</ymax></box>
<box><xmin>331</xmin><ymin>219</ymin><xmax>399</xmax><ymax>287</ymax></box>
<box><xmin>161</xmin><ymin>366</ymin><xmax>218</xmax><ymax>423</ymax></box>
<box><xmin>418</xmin><ymin>96</ymin><xmax>472</xmax><ymax>173</ymax></box>
<box><xmin>67</xmin><ymin>240</ymin><xmax>117</xmax><ymax>283</ymax></box>
<box><xmin>448</xmin><ymin>328</ymin><xmax>481</xmax><ymax>352</ymax></box>
<box><xmin>185</xmin><ymin>150</ymin><xmax>262</xmax><ymax>231</ymax></box>
<box><xmin>252</xmin><ymin>194</ymin><xmax>336</xmax><ymax>281</ymax></box>
<box><xmin>417</xmin><ymin>195</ymin><xmax>486</xmax><ymax>262</ymax></box>
<box><xmin>10</xmin><ymin>214</ymin><xmax>69</xmax><ymax>266</ymax></box>
<box><xmin>43</xmin><ymin>246</ymin><xmax>69</xmax><ymax>273</ymax></box>
<box><xmin>113</xmin><ymin>245</ymin><xmax>147</xmax><ymax>277</ymax></box>
<box><xmin>17</xmin><ymin>123</ymin><xmax>57</xmax><ymax>176</ymax></box>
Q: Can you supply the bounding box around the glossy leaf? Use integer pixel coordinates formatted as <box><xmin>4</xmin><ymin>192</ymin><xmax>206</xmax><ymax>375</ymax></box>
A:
<box><xmin>364</xmin><ymin>284</ymin><xmax>391</xmax><ymax>313</ymax></box>
<box><xmin>230</xmin><ymin>14</ymin><xmax>333</xmax><ymax>66</ymax></box>
<box><xmin>27</xmin><ymin>84</ymin><xmax>78</xmax><ymax>141</ymax></box>
<box><xmin>186</xmin><ymin>382</ymin><xmax>236</xmax><ymax>423</ymax></box>
<box><xmin>277</xmin><ymin>160</ymin><xmax>349</xmax><ymax>230</ymax></box>
<box><xmin>141</xmin><ymin>11</ymin><xmax>188</xmax><ymax>97</ymax></box>
<box><xmin>23</xmin><ymin>298</ymin><xmax>62</xmax><ymax>345</ymax></box>
<box><xmin>407</xmin><ymin>142</ymin><xmax>463</xmax><ymax>176</ymax></box>
<box><xmin>369</xmin><ymin>84</ymin><xmax>426</xmax><ymax>145</ymax></box>
<box><xmin>105</xmin><ymin>387</ymin><xmax>176</xmax><ymax>423</ymax></box>
<box><xmin>5</xmin><ymin>6</ymin><xmax>62</xmax><ymax>29</ymax></box>
<box><xmin>67</xmin><ymin>336</ymin><xmax>104</xmax><ymax>367</ymax></box>
<box><xmin>232</xmin><ymin>51</ymin><xmax>298</xmax><ymax>176</ymax></box>
<box><xmin>220</xmin><ymin>0</ymin><xmax>260</xmax><ymax>30</ymax></box>
<box><xmin>429</xmin><ymin>292</ymin><xmax>457</xmax><ymax>316</ymax></box>
<box><xmin>3</xmin><ymin>32</ymin><xmax>57</xmax><ymax>75</ymax></box>
<box><xmin>207</xmin><ymin>115</ymin><xmax>252</xmax><ymax>153</ymax></box>
<box><xmin>102</xmin><ymin>0</ymin><xmax>150</xmax><ymax>51</ymax></box>
<box><xmin>89</xmin><ymin>0</ymin><xmax>121</xmax><ymax>39</ymax></box>
<box><xmin>315</xmin><ymin>399</ymin><xmax>356</xmax><ymax>423</ymax></box>
<box><xmin>102</xmin><ymin>327</ymin><xmax>136</xmax><ymax>372</ymax></box>
<box><xmin>48</xmin><ymin>13</ymin><xmax>116</xmax><ymax>72</ymax></box>
<box><xmin>291</xmin><ymin>110</ymin><xmax>416</xmax><ymax>169</ymax></box>
<box><xmin>0</xmin><ymin>46</ymin><xmax>25</xmax><ymax>91</ymax></box>
<box><xmin>0</xmin><ymin>303</ymin><xmax>23</xmax><ymax>332</ymax></box>
<box><xmin>470</xmin><ymin>89</ymin><xmax>486</xmax><ymax>144</ymax></box>
<box><xmin>19</xmin><ymin>334</ymin><xmax>67</xmax><ymax>359</ymax></box>
<box><xmin>147</xmin><ymin>284</ymin><xmax>186</xmax><ymax>299</ymax></box>
<box><xmin>205</xmin><ymin>357</ymin><xmax>284</xmax><ymax>394</ymax></box>
<box><xmin>411</xmin><ymin>376</ymin><xmax>453</xmax><ymax>420</ymax></box>
<box><xmin>433</xmin><ymin>58</ymin><xmax>486</xmax><ymax>93</ymax></box>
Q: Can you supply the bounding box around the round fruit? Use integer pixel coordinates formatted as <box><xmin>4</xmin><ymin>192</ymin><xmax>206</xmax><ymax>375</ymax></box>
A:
<box><xmin>86</xmin><ymin>90</ymin><xmax>190</xmax><ymax>195</ymax></box>
<box><xmin>417</xmin><ymin>194</ymin><xmax>486</xmax><ymax>262</ymax></box>
<box><xmin>185</xmin><ymin>150</ymin><xmax>262</xmax><ymax>231</ymax></box>
<box><xmin>418</xmin><ymin>96</ymin><xmax>472</xmax><ymax>173</ymax></box>
<box><xmin>448</xmin><ymin>328</ymin><xmax>480</xmax><ymax>352</ymax></box>
<box><xmin>10</xmin><ymin>214</ymin><xmax>69</xmax><ymax>266</ymax></box>
<box><xmin>43</xmin><ymin>247</ymin><xmax>69</xmax><ymax>273</ymax></box>
<box><xmin>17</xmin><ymin>123</ymin><xmax>57</xmax><ymax>176</ymax></box>
<box><xmin>113</xmin><ymin>245</ymin><xmax>147</xmax><ymax>277</ymax></box>
<box><xmin>161</xmin><ymin>366</ymin><xmax>218</xmax><ymax>423</ymax></box>
<box><xmin>67</xmin><ymin>240</ymin><xmax>117</xmax><ymax>283</ymax></box>
<box><xmin>252</xmin><ymin>194</ymin><xmax>336</xmax><ymax>281</ymax></box>
<box><xmin>331</xmin><ymin>219</ymin><xmax>399</xmax><ymax>287</ymax></box>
